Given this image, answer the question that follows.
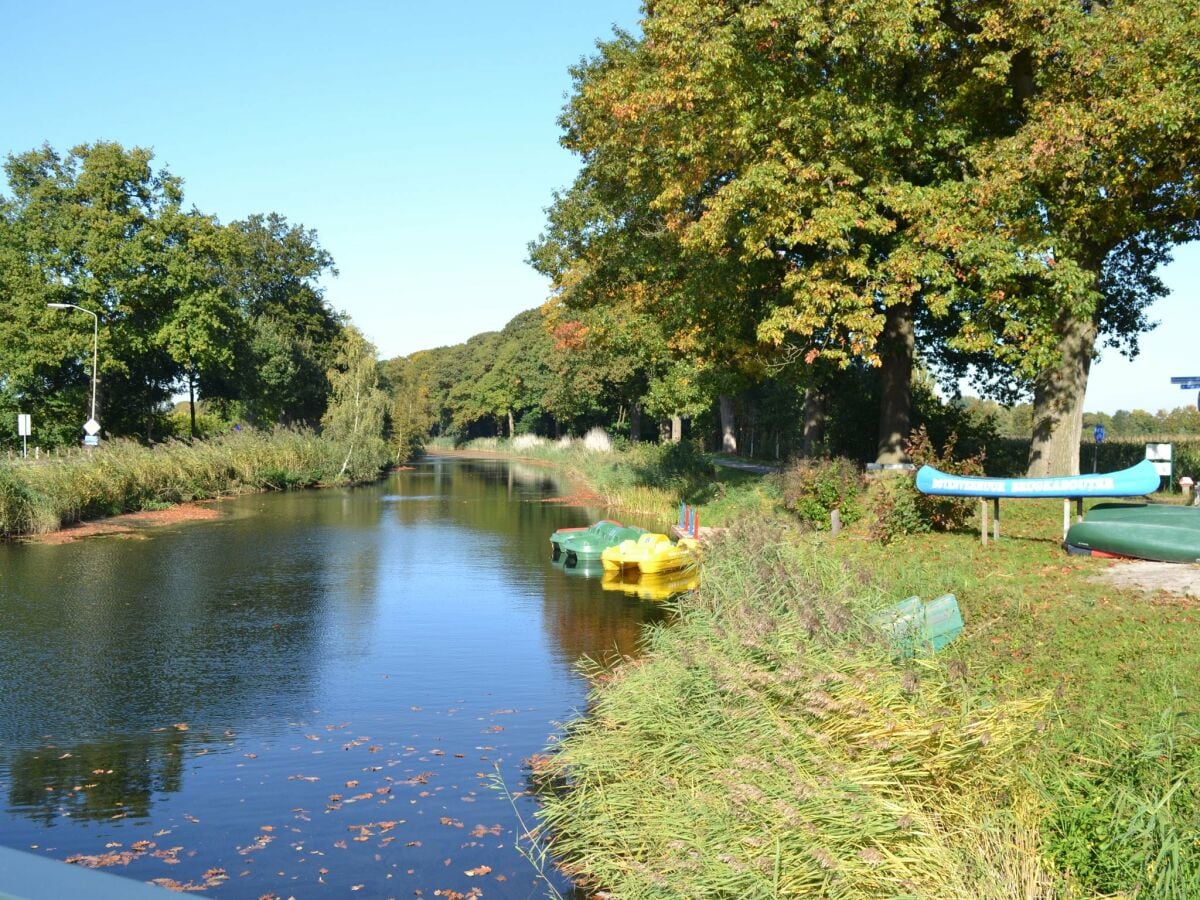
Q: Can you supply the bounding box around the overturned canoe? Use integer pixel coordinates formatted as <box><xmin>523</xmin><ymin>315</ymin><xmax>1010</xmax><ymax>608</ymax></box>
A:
<box><xmin>550</xmin><ymin>520</ymin><xmax>646</xmax><ymax>566</ymax></box>
<box><xmin>1065</xmin><ymin>503</ymin><xmax>1200</xmax><ymax>563</ymax></box>
<box><xmin>916</xmin><ymin>459</ymin><xmax>1160</xmax><ymax>498</ymax></box>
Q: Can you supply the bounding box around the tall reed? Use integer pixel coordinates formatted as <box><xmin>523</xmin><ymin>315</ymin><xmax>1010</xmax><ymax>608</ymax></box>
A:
<box><xmin>0</xmin><ymin>429</ymin><xmax>390</xmax><ymax>539</ymax></box>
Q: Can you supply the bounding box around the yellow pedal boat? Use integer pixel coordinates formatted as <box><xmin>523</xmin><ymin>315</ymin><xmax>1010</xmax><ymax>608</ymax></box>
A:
<box><xmin>600</xmin><ymin>533</ymin><xmax>699</xmax><ymax>575</ymax></box>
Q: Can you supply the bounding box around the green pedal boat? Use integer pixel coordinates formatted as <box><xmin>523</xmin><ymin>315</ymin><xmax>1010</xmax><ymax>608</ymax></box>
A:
<box><xmin>550</xmin><ymin>520</ymin><xmax>646</xmax><ymax>568</ymax></box>
<box><xmin>1065</xmin><ymin>503</ymin><xmax>1200</xmax><ymax>563</ymax></box>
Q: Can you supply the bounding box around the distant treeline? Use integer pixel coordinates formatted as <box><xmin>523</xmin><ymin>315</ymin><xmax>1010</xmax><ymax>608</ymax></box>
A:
<box><xmin>0</xmin><ymin>142</ymin><xmax>384</xmax><ymax>452</ymax></box>
<box><xmin>382</xmin><ymin>305</ymin><xmax>1200</xmax><ymax>469</ymax></box>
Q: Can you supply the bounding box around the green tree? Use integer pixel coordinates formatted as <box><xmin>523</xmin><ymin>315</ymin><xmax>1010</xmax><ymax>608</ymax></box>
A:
<box><xmin>322</xmin><ymin>326</ymin><xmax>388</xmax><ymax>478</ymax></box>
<box><xmin>1</xmin><ymin>142</ymin><xmax>185</xmax><ymax>440</ymax></box>
<box><xmin>382</xmin><ymin>354</ymin><xmax>435</xmax><ymax>462</ymax></box>
<box><xmin>155</xmin><ymin>210</ymin><xmax>241</xmax><ymax>439</ymax></box>
<box><xmin>206</xmin><ymin>213</ymin><xmax>341</xmax><ymax>426</ymax></box>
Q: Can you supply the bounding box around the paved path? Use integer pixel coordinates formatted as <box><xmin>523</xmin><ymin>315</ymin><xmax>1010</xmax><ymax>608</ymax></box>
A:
<box><xmin>710</xmin><ymin>456</ymin><xmax>782</xmax><ymax>475</ymax></box>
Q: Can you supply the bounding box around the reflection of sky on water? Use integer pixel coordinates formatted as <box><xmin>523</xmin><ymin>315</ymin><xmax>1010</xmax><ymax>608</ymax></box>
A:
<box><xmin>0</xmin><ymin>459</ymin><xmax>664</xmax><ymax>897</ymax></box>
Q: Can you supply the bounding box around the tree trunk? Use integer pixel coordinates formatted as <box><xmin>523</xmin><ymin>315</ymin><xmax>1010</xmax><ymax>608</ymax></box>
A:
<box><xmin>506</xmin><ymin>408</ymin><xmax>515</xmax><ymax>438</ymax></box>
<box><xmin>876</xmin><ymin>303</ymin><xmax>915</xmax><ymax>465</ymax></box>
<box><xmin>188</xmin><ymin>370</ymin><xmax>198</xmax><ymax>441</ymax></box>
<box><xmin>670</xmin><ymin>415</ymin><xmax>683</xmax><ymax>444</ymax></box>
<box><xmin>718</xmin><ymin>395</ymin><xmax>737</xmax><ymax>453</ymax></box>
<box><xmin>803</xmin><ymin>388</ymin><xmax>826</xmax><ymax>457</ymax></box>
<box><xmin>629</xmin><ymin>401</ymin><xmax>642</xmax><ymax>443</ymax></box>
<box><xmin>1028</xmin><ymin>313</ymin><xmax>1097</xmax><ymax>476</ymax></box>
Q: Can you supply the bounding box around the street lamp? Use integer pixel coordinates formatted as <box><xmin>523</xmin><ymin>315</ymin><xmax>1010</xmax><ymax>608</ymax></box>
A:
<box><xmin>47</xmin><ymin>303</ymin><xmax>100</xmax><ymax>439</ymax></box>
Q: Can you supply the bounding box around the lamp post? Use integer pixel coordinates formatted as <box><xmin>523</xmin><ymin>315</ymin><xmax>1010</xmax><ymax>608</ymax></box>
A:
<box><xmin>47</xmin><ymin>303</ymin><xmax>100</xmax><ymax>440</ymax></box>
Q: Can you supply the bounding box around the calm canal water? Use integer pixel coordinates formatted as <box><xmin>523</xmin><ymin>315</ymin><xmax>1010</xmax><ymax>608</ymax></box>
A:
<box><xmin>0</xmin><ymin>458</ymin><xmax>666</xmax><ymax>898</ymax></box>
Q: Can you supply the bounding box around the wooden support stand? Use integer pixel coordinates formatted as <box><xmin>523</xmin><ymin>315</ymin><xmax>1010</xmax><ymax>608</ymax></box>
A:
<box><xmin>980</xmin><ymin>498</ymin><xmax>1002</xmax><ymax>545</ymax></box>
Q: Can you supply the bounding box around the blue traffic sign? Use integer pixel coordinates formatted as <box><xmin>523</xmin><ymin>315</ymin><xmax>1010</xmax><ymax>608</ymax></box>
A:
<box><xmin>1175</xmin><ymin>381</ymin><xmax>1200</xmax><ymax>390</ymax></box>
<box><xmin>1170</xmin><ymin>376</ymin><xmax>1200</xmax><ymax>384</ymax></box>
<box><xmin>1094</xmin><ymin>424</ymin><xmax>1106</xmax><ymax>443</ymax></box>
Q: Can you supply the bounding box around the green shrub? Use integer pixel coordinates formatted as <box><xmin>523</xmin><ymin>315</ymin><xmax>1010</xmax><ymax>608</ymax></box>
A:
<box><xmin>868</xmin><ymin>476</ymin><xmax>929</xmax><ymax>544</ymax></box>
<box><xmin>782</xmin><ymin>457</ymin><xmax>864</xmax><ymax>529</ymax></box>
<box><xmin>872</xmin><ymin>427</ymin><xmax>985</xmax><ymax>541</ymax></box>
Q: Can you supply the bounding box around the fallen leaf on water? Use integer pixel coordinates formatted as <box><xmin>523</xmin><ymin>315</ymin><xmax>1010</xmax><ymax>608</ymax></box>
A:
<box><xmin>464</xmin><ymin>865</ymin><xmax>492</xmax><ymax>876</ymax></box>
<box><xmin>66</xmin><ymin>851</ymin><xmax>137</xmax><ymax>868</ymax></box>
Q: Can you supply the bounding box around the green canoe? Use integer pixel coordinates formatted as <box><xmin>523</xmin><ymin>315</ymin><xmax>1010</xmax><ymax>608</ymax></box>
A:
<box><xmin>550</xmin><ymin>520</ymin><xmax>646</xmax><ymax>567</ymax></box>
<box><xmin>1065</xmin><ymin>503</ymin><xmax>1200</xmax><ymax>563</ymax></box>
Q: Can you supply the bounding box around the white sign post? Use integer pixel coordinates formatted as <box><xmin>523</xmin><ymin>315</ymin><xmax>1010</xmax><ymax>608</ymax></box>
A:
<box><xmin>1145</xmin><ymin>442</ymin><xmax>1174</xmax><ymax>491</ymax></box>
<box><xmin>17</xmin><ymin>413</ymin><xmax>30</xmax><ymax>459</ymax></box>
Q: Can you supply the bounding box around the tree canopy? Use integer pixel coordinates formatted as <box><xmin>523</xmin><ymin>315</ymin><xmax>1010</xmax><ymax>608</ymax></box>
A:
<box><xmin>532</xmin><ymin>0</ymin><xmax>1200</xmax><ymax>472</ymax></box>
<box><xmin>0</xmin><ymin>142</ymin><xmax>345</xmax><ymax>447</ymax></box>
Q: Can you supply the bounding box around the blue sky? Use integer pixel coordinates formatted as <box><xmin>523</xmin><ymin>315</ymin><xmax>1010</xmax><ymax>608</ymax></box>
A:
<box><xmin>4</xmin><ymin>0</ymin><xmax>1194</xmax><ymax>414</ymax></box>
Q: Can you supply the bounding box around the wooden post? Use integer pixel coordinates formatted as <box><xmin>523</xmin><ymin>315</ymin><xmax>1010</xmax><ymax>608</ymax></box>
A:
<box><xmin>980</xmin><ymin>499</ymin><xmax>988</xmax><ymax>546</ymax></box>
<box><xmin>1062</xmin><ymin>499</ymin><xmax>1070</xmax><ymax>541</ymax></box>
<box><xmin>993</xmin><ymin>497</ymin><xmax>1000</xmax><ymax>541</ymax></box>
<box><xmin>1076</xmin><ymin>497</ymin><xmax>1084</xmax><ymax>523</ymax></box>
<box><xmin>831</xmin><ymin>509</ymin><xmax>842</xmax><ymax>536</ymax></box>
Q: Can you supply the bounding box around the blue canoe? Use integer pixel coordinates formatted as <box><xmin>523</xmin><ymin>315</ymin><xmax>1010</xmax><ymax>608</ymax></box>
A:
<box><xmin>915</xmin><ymin>459</ymin><xmax>1160</xmax><ymax>498</ymax></box>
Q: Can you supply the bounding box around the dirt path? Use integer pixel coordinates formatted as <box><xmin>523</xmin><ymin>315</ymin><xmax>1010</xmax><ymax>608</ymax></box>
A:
<box><xmin>1093</xmin><ymin>559</ymin><xmax>1200</xmax><ymax>600</ymax></box>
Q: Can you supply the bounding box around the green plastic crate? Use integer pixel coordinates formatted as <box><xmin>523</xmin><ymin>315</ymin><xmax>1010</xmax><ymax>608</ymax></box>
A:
<box><xmin>875</xmin><ymin>593</ymin><xmax>964</xmax><ymax>657</ymax></box>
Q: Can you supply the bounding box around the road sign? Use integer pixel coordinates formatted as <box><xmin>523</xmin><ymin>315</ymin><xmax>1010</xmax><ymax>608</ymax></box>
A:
<box><xmin>1170</xmin><ymin>376</ymin><xmax>1200</xmax><ymax>384</ymax></box>
<box><xmin>83</xmin><ymin>418</ymin><xmax>100</xmax><ymax>436</ymax></box>
<box><xmin>1094</xmin><ymin>424</ymin><xmax>1105</xmax><ymax>443</ymax></box>
<box><xmin>17</xmin><ymin>414</ymin><xmax>30</xmax><ymax>437</ymax></box>
<box><xmin>1174</xmin><ymin>381</ymin><xmax>1200</xmax><ymax>390</ymax></box>
<box><xmin>82</xmin><ymin>435</ymin><xmax>99</xmax><ymax>447</ymax></box>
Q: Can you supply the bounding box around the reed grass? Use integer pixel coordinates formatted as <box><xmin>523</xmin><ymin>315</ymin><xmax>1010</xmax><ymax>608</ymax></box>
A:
<box><xmin>0</xmin><ymin>429</ymin><xmax>390</xmax><ymax>539</ymax></box>
<box><xmin>535</xmin><ymin>519</ymin><xmax>1055</xmax><ymax>897</ymax></box>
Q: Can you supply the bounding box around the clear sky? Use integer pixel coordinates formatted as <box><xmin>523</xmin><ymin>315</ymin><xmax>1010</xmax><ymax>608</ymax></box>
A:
<box><xmin>3</xmin><ymin>0</ymin><xmax>1194</xmax><ymax>415</ymax></box>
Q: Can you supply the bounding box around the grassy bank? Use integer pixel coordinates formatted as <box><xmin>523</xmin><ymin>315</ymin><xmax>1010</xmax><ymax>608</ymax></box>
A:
<box><xmin>429</xmin><ymin>435</ymin><xmax>778</xmax><ymax>526</ymax></box>
<box><xmin>537</xmin><ymin>521</ymin><xmax>1055</xmax><ymax>896</ymax></box>
<box><xmin>0</xmin><ymin>430</ymin><xmax>391</xmax><ymax>538</ymax></box>
<box><xmin>454</xmin><ymin>440</ymin><xmax>1200</xmax><ymax>896</ymax></box>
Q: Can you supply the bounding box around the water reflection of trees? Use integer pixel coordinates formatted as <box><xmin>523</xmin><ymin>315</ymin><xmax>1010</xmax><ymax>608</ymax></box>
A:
<box><xmin>6</xmin><ymin>729</ymin><xmax>191</xmax><ymax>824</ymax></box>
<box><xmin>391</xmin><ymin>460</ymin><xmax>666</xmax><ymax>664</ymax></box>
<box><xmin>0</xmin><ymin>486</ymin><xmax>385</xmax><ymax>746</ymax></box>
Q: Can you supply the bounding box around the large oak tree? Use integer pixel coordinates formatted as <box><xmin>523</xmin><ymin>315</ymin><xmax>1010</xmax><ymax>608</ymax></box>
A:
<box><xmin>538</xmin><ymin>0</ymin><xmax>1200</xmax><ymax>471</ymax></box>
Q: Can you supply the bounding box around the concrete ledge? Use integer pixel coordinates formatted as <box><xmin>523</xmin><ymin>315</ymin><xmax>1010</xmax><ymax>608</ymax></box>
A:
<box><xmin>0</xmin><ymin>845</ymin><xmax>188</xmax><ymax>900</ymax></box>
